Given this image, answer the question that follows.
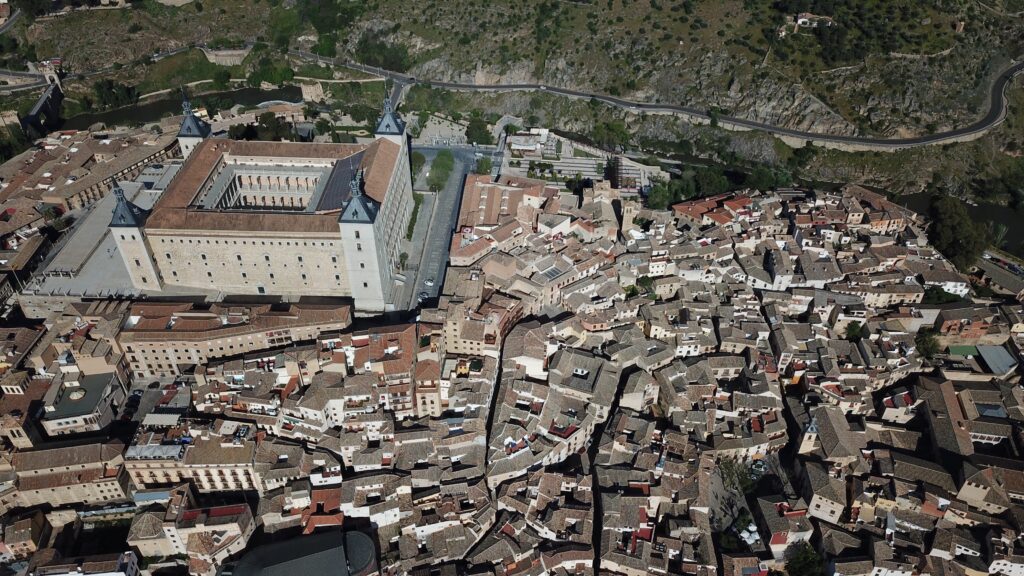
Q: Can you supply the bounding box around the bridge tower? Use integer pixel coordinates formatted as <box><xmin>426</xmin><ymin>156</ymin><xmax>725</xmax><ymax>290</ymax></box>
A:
<box><xmin>39</xmin><ymin>58</ymin><xmax>64</xmax><ymax>90</ymax></box>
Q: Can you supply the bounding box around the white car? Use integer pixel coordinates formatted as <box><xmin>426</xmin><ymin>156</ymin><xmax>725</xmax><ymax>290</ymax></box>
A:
<box><xmin>424</xmin><ymin>278</ymin><xmax>435</xmax><ymax>287</ymax></box>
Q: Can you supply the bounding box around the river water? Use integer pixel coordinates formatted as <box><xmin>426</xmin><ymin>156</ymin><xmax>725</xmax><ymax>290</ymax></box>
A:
<box><xmin>898</xmin><ymin>192</ymin><xmax>1024</xmax><ymax>258</ymax></box>
<box><xmin>60</xmin><ymin>86</ymin><xmax>304</xmax><ymax>130</ymax></box>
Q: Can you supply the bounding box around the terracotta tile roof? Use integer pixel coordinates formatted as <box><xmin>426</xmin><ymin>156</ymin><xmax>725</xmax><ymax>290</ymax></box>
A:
<box><xmin>359</xmin><ymin>138</ymin><xmax>400</xmax><ymax>204</ymax></box>
<box><xmin>121</xmin><ymin>302</ymin><xmax>351</xmax><ymax>343</ymax></box>
<box><xmin>146</xmin><ymin>138</ymin><xmax>399</xmax><ymax>233</ymax></box>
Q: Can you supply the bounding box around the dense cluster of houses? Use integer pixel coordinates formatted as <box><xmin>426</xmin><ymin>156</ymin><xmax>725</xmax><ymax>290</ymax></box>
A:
<box><xmin>0</xmin><ymin>170</ymin><xmax>1021</xmax><ymax>576</ymax></box>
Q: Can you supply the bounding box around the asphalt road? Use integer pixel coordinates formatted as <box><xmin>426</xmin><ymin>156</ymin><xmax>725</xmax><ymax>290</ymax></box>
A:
<box><xmin>0</xmin><ymin>10</ymin><xmax>21</xmax><ymax>35</ymax></box>
<box><xmin>406</xmin><ymin>146</ymin><xmax>474</xmax><ymax>308</ymax></box>
<box><xmin>288</xmin><ymin>48</ymin><xmax>1024</xmax><ymax>150</ymax></box>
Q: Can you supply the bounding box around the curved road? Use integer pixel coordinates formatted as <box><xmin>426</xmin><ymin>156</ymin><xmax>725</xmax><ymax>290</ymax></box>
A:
<box><xmin>0</xmin><ymin>9</ymin><xmax>21</xmax><ymax>35</ymax></box>
<box><xmin>290</xmin><ymin>48</ymin><xmax>1024</xmax><ymax>152</ymax></box>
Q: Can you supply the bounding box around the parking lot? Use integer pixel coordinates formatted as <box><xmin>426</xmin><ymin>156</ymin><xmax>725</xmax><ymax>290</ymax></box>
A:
<box><xmin>124</xmin><ymin>378</ymin><xmax>190</xmax><ymax>424</ymax></box>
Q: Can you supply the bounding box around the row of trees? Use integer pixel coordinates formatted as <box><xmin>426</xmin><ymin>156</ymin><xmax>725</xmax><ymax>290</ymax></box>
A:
<box><xmin>227</xmin><ymin>112</ymin><xmax>295</xmax><ymax>141</ymax></box>
<box><xmin>427</xmin><ymin>150</ymin><xmax>454</xmax><ymax>192</ymax></box>
<box><xmin>89</xmin><ymin>80</ymin><xmax>139</xmax><ymax>111</ymax></box>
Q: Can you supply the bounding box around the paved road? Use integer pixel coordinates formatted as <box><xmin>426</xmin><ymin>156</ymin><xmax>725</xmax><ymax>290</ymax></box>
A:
<box><xmin>0</xmin><ymin>42</ymin><xmax>196</xmax><ymax>94</ymax></box>
<box><xmin>406</xmin><ymin>147</ymin><xmax>474</xmax><ymax>308</ymax></box>
<box><xmin>0</xmin><ymin>68</ymin><xmax>43</xmax><ymax>79</ymax></box>
<box><xmin>0</xmin><ymin>10</ymin><xmax>21</xmax><ymax>35</ymax></box>
<box><xmin>289</xmin><ymin>48</ymin><xmax>1024</xmax><ymax>151</ymax></box>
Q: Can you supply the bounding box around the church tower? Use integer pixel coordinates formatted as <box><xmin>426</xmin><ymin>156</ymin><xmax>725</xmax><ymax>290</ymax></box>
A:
<box><xmin>110</xmin><ymin>187</ymin><xmax>162</xmax><ymax>292</ymax></box>
<box><xmin>177</xmin><ymin>93</ymin><xmax>211</xmax><ymax>160</ymax></box>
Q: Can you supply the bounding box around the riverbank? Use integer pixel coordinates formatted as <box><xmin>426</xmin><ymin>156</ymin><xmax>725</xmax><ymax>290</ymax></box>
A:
<box><xmin>899</xmin><ymin>192</ymin><xmax>1024</xmax><ymax>259</ymax></box>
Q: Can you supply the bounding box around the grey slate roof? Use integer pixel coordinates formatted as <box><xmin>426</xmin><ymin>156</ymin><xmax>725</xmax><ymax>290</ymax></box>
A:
<box><xmin>178</xmin><ymin>97</ymin><xmax>212</xmax><ymax>139</ymax></box>
<box><xmin>338</xmin><ymin>171</ymin><xmax>379</xmax><ymax>224</ymax></box>
<box><xmin>224</xmin><ymin>530</ymin><xmax>375</xmax><ymax>576</ymax></box>
<box><xmin>110</xmin><ymin>187</ymin><xmax>150</xmax><ymax>228</ymax></box>
<box><xmin>374</xmin><ymin>97</ymin><xmax>406</xmax><ymax>136</ymax></box>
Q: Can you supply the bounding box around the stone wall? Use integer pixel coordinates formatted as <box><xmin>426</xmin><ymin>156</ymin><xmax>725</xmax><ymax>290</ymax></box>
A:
<box><xmin>200</xmin><ymin>46</ymin><xmax>252</xmax><ymax>67</ymax></box>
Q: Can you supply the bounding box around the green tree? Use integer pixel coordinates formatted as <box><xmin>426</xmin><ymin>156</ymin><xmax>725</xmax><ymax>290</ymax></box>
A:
<box><xmin>928</xmin><ymin>194</ymin><xmax>990</xmax><ymax>271</ymax></box>
<box><xmin>786</xmin><ymin>543</ymin><xmax>823</xmax><ymax>576</ymax></box>
<box><xmin>255</xmin><ymin>112</ymin><xmax>290</xmax><ymax>141</ymax></box>
<box><xmin>474</xmin><ymin>157</ymin><xmax>493</xmax><ymax>175</ymax></box>
<box><xmin>355</xmin><ymin>32</ymin><xmax>411</xmax><ymax>72</ymax></box>
<box><xmin>845</xmin><ymin>321</ymin><xmax>863</xmax><ymax>342</ymax></box>
<box><xmin>411</xmin><ymin>151</ymin><xmax>426</xmax><ymax>177</ymax></box>
<box><xmin>427</xmin><ymin>150</ymin><xmax>455</xmax><ymax>192</ymax></box>
<box><xmin>719</xmin><ymin>459</ymin><xmax>755</xmax><ymax>494</ymax></box>
<box><xmin>212</xmin><ymin>68</ymin><xmax>231</xmax><ymax>89</ymax></box>
<box><xmin>590</xmin><ymin>120</ymin><xmax>630</xmax><ymax>149</ymax></box>
<box><xmin>636</xmin><ymin>275</ymin><xmax>654</xmax><ymax>294</ymax></box>
<box><xmin>745</xmin><ymin>165</ymin><xmax>790</xmax><ymax>191</ymax></box>
<box><xmin>646</xmin><ymin>182</ymin><xmax>674</xmax><ymax>210</ymax></box>
<box><xmin>922</xmin><ymin>286</ymin><xmax>962</xmax><ymax>305</ymax></box>
<box><xmin>91</xmin><ymin>80</ymin><xmax>139</xmax><ymax>110</ymax></box>
<box><xmin>314</xmin><ymin>118</ymin><xmax>332</xmax><ymax>135</ymax></box>
<box><xmin>695</xmin><ymin>166</ymin><xmax>729</xmax><ymax>196</ymax></box>
<box><xmin>915</xmin><ymin>329</ymin><xmax>940</xmax><ymax>360</ymax></box>
<box><xmin>465</xmin><ymin>118</ymin><xmax>494</xmax><ymax>145</ymax></box>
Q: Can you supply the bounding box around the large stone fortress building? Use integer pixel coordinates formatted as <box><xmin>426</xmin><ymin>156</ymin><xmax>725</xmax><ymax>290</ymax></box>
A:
<box><xmin>110</xmin><ymin>101</ymin><xmax>414</xmax><ymax>311</ymax></box>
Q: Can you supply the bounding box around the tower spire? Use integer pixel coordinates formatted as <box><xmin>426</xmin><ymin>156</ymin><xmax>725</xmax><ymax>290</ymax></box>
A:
<box><xmin>350</xmin><ymin>170</ymin><xmax>362</xmax><ymax>197</ymax></box>
<box><xmin>110</xmin><ymin>185</ymin><xmax>151</xmax><ymax>228</ymax></box>
<box><xmin>383</xmin><ymin>79</ymin><xmax>393</xmax><ymax>113</ymax></box>
<box><xmin>181</xmin><ymin>87</ymin><xmax>192</xmax><ymax>117</ymax></box>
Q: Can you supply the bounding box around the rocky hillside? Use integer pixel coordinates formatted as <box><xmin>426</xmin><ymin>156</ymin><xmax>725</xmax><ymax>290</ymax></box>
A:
<box><xmin>16</xmin><ymin>0</ymin><xmax>1024</xmax><ymax>138</ymax></box>
<box><xmin>355</xmin><ymin>0</ymin><xmax>1022</xmax><ymax>138</ymax></box>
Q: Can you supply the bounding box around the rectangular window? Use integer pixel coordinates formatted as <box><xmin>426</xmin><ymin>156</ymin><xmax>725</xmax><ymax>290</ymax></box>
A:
<box><xmin>356</xmin><ymin>243</ymin><xmax>362</xmax><ymax>251</ymax></box>
<box><xmin>355</xmin><ymin>231</ymin><xmax>360</xmax><ymax>239</ymax></box>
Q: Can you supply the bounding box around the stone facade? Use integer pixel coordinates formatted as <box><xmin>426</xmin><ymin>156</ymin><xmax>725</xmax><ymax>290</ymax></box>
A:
<box><xmin>111</xmin><ymin>102</ymin><xmax>414</xmax><ymax>312</ymax></box>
